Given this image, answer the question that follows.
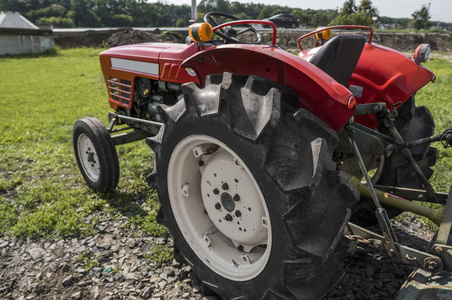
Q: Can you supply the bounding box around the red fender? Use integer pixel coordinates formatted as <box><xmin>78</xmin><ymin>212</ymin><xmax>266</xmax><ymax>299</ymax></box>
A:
<box><xmin>181</xmin><ymin>44</ymin><xmax>355</xmax><ymax>131</ymax></box>
<box><xmin>350</xmin><ymin>43</ymin><xmax>435</xmax><ymax>128</ymax></box>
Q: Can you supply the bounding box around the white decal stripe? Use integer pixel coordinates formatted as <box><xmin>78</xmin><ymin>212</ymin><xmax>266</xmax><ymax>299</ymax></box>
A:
<box><xmin>111</xmin><ymin>58</ymin><xmax>159</xmax><ymax>75</ymax></box>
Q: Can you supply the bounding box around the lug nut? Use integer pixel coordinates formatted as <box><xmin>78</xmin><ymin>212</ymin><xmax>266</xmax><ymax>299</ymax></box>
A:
<box><xmin>233</xmin><ymin>194</ymin><xmax>240</xmax><ymax>202</ymax></box>
<box><xmin>215</xmin><ymin>202</ymin><xmax>221</xmax><ymax>210</ymax></box>
<box><xmin>235</xmin><ymin>210</ymin><xmax>242</xmax><ymax>217</ymax></box>
<box><xmin>213</xmin><ymin>188</ymin><xmax>219</xmax><ymax>195</ymax></box>
<box><xmin>199</xmin><ymin>160</ymin><xmax>204</xmax><ymax>166</ymax></box>
<box><xmin>222</xmin><ymin>183</ymin><xmax>229</xmax><ymax>190</ymax></box>
<box><xmin>225</xmin><ymin>214</ymin><xmax>233</xmax><ymax>222</ymax></box>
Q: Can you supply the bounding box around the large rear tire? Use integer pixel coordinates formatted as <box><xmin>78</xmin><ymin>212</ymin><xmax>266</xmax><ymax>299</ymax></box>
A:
<box><xmin>350</xmin><ymin>96</ymin><xmax>438</xmax><ymax>226</ymax></box>
<box><xmin>148</xmin><ymin>73</ymin><xmax>358</xmax><ymax>299</ymax></box>
<box><xmin>73</xmin><ymin>117</ymin><xmax>119</xmax><ymax>193</ymax></box>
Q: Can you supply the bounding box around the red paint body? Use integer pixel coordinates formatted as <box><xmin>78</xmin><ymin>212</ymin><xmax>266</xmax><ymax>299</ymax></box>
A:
<box><xmin>99</xmin><ymin>26</ymin><xmax>434</xmax><ymax>131</ymax></box>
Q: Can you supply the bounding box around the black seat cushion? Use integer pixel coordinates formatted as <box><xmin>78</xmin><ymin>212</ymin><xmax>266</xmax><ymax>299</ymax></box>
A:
<box><xmin>309</xmin><ymin>35</ymin><xmax>366</xmax><ymax>86</ymax></box>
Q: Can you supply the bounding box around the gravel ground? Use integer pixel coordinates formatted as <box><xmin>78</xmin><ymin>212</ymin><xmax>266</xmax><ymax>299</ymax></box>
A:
<box><xmin>0</xmin><ymin>210</ymin><xmax>436</xmax><ymax>300</ymax></box>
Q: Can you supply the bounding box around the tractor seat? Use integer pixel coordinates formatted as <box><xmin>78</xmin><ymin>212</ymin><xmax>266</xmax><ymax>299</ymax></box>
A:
<box><xmin>309</xmin><ymin>35</ymin><xmax>366</xmax><ymax>86</ymax></box>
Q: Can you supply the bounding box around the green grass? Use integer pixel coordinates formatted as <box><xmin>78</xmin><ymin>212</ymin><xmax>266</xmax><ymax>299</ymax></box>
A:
<box><xmin>0</xmin><ymin>48</ymin><xmax>451</xmax><ymax>241</ymax></box>
<box><xmin>0</xmin><ymin>48</ymin><xmax>167</xmax><ymax>239</ymax></box>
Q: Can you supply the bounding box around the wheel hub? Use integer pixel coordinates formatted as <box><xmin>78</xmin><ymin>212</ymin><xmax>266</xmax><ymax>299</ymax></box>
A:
<box><xmin>201</xmin><ymin>149</ymin><xmax>268</xmax><ymax>248</ymax></box>
<box><xmin>77</xmin><ymin>134</ymin><xmax>100</xmax><ymax>181</ymax></box>
<box><xmin>167</xmin><ymin>134</ymin><xmax>272</xmax><ymax>280</ymax></box>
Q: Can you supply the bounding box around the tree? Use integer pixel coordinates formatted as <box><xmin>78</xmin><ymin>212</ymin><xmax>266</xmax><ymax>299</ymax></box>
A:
<box><xmin>357</xmin><ymin>0</ymin><xmax>378</xmax><ymax>16</ymax></box>
<box><xmin>291</xmin><ymin>9</ymin><xmax>310</xmax><ymax>27</ymax></box>
<box><xmin>340</xmin><ymin>0</ymin><xmax>356</xmax><ymax>15</ymax></box>
<box><xmin>411</xmin><ymin>5</ymin><xmax>430</xmax><ymax>30</ymax></box>
<box><xmin>37</xmin><ymin>16</ymin><xmax>74</xmax><ymax>27</ymax></box>
<box><xmin>311</xmin><ymin>11</ymin><xmax>330</xmax><ymax>26</ymax></box>
<box><xmin>331</xmin><ymin>0</ymin><xmax>375</xmax><ymax>26</ymax></box>
<box><xmin>176</xmin><ymin>17</ymin><xmax>185</xmax><ymax>27</ymax></box>
<box><xmin>257</xmin><ymin>7</ymin><xmax>272</xmax><ymax>20</ymax></box>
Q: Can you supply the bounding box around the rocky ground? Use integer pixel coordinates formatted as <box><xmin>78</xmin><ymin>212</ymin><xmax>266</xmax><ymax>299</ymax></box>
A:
<box><xmin>0</xmin><ymin>209</ymin><xmax>436</xmax><ymax>300</ymax></box>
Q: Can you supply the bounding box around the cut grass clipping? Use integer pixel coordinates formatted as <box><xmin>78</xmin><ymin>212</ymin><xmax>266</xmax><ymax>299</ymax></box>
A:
<box><xmin>0</xmin><ymin>48</ymin><xmax>451</xmax><ymax>241</ymax></box>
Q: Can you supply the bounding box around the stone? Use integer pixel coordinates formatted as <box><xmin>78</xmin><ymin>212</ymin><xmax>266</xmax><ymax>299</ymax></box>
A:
<box><xmin>91</xmin><ymin>267</ymin><xmax>102</xmax><ymax>278</ymax></box>
<box><xmin>75</xmin><ymin>245</ymin><xmax>86</xmax><ymax>254</ymax></box>
<box><xmin>62</xmin><ymin>275</ymin><xmax>73</xmax><ymax>287</ymax></box>
<box><xmin>71</xmin><ymin>291</ymin><xmax>82</xmax><ymax>299</ymax></box>
<box><xmin>28</xmin><ymin>247</ymin><xmax>44</xmax><ymax>260</ymax></box>
<box><xmin>142</xmin><ymin>286</ymin><xmax>153</xmax><ymax>299</ymax></box>
<box><xmin>61</xmin><ymin>264</ymin><xmax>71</xmax><ymax>273</ymax></box>
<box><xmin>126</xmin><ymin>273</ymin><xmax>137</xmax><ymax>282</ymax></box>
<box><xmin>92</xmin><ymin>286</ymin><xmax>100</xmax><ymax>299</ymax></box>
<box><xmin>1</xmin><ymin>247</ymin><xmax>10</xmax><ymax>257</ymax></box>
<box><xmin>158</xmin><ymin>281</ymin><xmax>166</xmax><ymax>289</ymax></box>
<box><xmin>97</xmin><ymin>242</ymin><xmax>111</xmax><ymax>250</ymax></box>
<box><xmin>115</xmin><ymin>273</ymin><xmax>126</xmax><ymax>282</ymax></box>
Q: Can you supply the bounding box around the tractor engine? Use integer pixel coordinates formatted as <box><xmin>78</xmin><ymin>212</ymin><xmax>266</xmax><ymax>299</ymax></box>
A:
<box><xmin>131</xmin><ymin>77</ymin><xmax>180</xmax><ymax>122</ymax></box>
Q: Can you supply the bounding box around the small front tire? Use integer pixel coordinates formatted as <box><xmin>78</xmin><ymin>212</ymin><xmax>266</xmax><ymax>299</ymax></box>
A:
<box><xmin>73</xmin><ymin>117</ymin><xmax>119</xmax><ymax>193</ymax></box>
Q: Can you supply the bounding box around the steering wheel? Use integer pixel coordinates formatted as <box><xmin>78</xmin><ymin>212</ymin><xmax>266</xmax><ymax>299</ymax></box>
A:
<box><xmin>204</xmin><ymin>11</ymin><xmax>261</xmax><ymax>44</ymax></box>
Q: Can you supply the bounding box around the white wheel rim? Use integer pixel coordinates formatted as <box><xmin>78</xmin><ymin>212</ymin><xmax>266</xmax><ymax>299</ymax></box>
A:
<box><xmin>168</xmin><ymin>135</ymin><xmax>272</xmax><ymax>281</ymax></box>
<box><xmin>77</xmin><ymin>133</ymin><xmax>100</xmax><ymax>182</ymax></box>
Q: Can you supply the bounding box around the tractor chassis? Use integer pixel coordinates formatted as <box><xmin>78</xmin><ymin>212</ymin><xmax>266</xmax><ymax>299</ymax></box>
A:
<box><xmin>106</xmin><ymin>112</ymin><xmax>161</xmax><ymax>146</ymax></box>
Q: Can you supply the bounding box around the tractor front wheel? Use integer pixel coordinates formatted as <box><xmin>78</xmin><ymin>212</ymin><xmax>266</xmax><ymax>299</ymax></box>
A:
<box><xmin>148</xmin><ymin>73</ymin><xmax>358</xmax><ymax>299</ymax></box>
<box><xmin>73</xmin><ymin>117</ymin><xmax>119</xmax><ymax>193</ymax></box>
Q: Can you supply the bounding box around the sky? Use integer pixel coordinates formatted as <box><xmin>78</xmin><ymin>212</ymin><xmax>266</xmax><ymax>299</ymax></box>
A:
<box><xmin>164</xmin><ymin>0</ymin><xmax>452</xmax><ymax>23</ymax></box>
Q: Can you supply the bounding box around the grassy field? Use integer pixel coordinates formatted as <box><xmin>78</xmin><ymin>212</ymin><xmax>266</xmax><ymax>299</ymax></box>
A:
<box><xmin>0</xmin><ymin>48</ymin><xmax>167</xmax><ymax>239</ymax></box>
<box><xmin>0</xmin><ymin>48</ymin><xmax>451</xmax><ymax>240</ymax></box>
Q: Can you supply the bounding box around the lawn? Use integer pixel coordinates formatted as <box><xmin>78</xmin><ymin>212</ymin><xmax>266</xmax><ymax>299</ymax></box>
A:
<box><xmin>0</xmin><ymin>48</ymin><xmax>166</xmax><ymax>239</ymax></box>
<box><xmin>0</xmin><ymin>48</ymin><xmax>451</xmax><ymax>239</ymax></box>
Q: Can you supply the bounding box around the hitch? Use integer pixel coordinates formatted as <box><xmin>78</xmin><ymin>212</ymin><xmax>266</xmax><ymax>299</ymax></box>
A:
<box><xmin>397</xmin><ymin>127</ymin><xmax>452</xmax><ymax>151</ymax></box>
<box><xmin>346</xmin><ymin>121</ymin><xmax>452</xmax><ymax>275</ymax></box>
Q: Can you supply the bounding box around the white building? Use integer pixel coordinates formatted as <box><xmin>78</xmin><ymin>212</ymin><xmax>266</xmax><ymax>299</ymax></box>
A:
<box><xmin>0</xmin><ymin>11</ymin><xmax>55</xmax><ymax>55</ymax></box>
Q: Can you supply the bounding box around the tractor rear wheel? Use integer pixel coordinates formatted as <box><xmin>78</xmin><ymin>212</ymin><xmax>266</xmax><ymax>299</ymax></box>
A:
<box><xmin>148</xmin><ymin>73</ymin><xmax>358</xmax><ymax>299</ymax></box>
<box><xmin>350</xmin><ymin>96</ymin><xmax>438</xmax><ymax>226</ymax></box>
<box><xmin>73</xmin><ymin>117</ymin><xmax>119</xmax><ymax>193</ymax></box>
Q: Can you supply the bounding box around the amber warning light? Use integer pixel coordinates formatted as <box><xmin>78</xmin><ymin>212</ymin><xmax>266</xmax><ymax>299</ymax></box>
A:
<box><xmin>315</xmin><ymin>27</ymin><xmax>332</xmax><ymax>41</ymax></box>
<box><xmin>189</xmin><ymin>23</ymin><xmax>213</xmax><ymax>43</ymax></box>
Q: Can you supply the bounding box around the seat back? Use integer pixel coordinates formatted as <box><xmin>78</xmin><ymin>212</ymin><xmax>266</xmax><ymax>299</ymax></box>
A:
<box><xmin>309</xmin><ymin>35</ymin><xmax>366</xmax><ymax>86</ymax></box>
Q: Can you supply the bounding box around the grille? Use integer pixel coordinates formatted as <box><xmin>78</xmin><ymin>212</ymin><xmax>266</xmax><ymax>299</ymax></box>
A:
<box><xmin>108</xmin><ymin>78</ymin><xmax>132</xmax><ymax>106</ymax></box>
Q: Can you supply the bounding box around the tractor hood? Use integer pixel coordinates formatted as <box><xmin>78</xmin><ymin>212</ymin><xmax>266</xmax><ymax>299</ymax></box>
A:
<box><xmin>99</xmin><ymin>42</ymin><xmax>201</xmax><ymax>84</ymax></box>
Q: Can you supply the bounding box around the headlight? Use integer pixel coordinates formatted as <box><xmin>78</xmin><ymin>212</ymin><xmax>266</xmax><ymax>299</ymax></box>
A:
<box><xmin>413</xmin><ymin>44</ymin><xmax>430</xmax><ymax>64</ymax></box>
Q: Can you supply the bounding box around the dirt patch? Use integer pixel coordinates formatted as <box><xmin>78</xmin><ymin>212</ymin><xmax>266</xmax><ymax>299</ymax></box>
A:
<box><xmin>372</xmin><ymin>32</ymin><xmax>452</xmax><ymax>52</ymax></box>
<box><xmin>103</xmin><ymin>29</ymin><xmax>181</xmax><ymax>47</ymax></box>
<box><xmin>54</xmin><ymin>29</ymin><xmax>182</xmax><ymax>49</ymax></box>
<box><xmin>54</xmin><ymin>29</ymin><xmax>452</xmax><ymax>53</ymax></box>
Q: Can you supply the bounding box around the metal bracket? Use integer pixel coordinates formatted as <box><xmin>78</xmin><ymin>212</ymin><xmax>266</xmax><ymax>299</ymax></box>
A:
<box><xmin>345</xmin><ymin>123</ymin><xmax>399</xmax><ymax>256</ymax></box>
<box><xmin>348</xmin><ymin>223</ymin><xmax>444</xmax><ymax>273</ymax></box>
<box><xmin>373</xmin><ymin>185</ymin><xmax>448</xmax><ymax>204</ymax></box>
<box><xmin>435</xmin><ymin>183</ymin><xmax>452</xmax><ymax>245</ymax></box>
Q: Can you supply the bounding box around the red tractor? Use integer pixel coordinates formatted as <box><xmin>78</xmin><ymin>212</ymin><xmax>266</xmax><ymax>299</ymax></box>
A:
<box><xmin>73</xmin><ymin>12</ymin><xmax>452</xmax><ymax>299</ymax></box>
